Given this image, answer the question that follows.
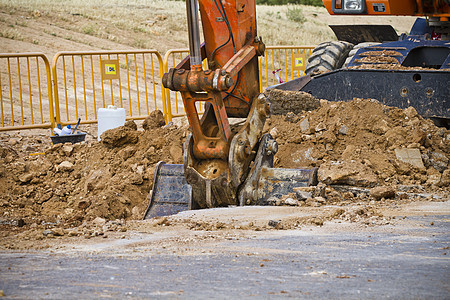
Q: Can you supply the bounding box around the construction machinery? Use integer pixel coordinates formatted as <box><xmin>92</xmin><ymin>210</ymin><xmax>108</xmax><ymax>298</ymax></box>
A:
<box><xmin>296</xmin><ymin>0</ymin><xmax>450</xmax><ymax>127</ymax></box>
<box><xmin>144</xmin><ymin>0</ymin><xmax>449</xmax><ymax>219</ymax></box>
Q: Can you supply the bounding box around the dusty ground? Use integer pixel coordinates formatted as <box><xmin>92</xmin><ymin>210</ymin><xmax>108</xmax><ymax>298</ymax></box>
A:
<box><xmin>1</xmin><ymin>199</ymin><xmax>449</xmax><ymax>253</ymax></box>
<box><xmin>0</xmin><ymin>97</ymin><xmax>448</xmax><ymax>251</ymax></box>
<box><xmin>0</xmin><ymin>198</ymin><xmax>448</xmax><ymax>298</ymax></box>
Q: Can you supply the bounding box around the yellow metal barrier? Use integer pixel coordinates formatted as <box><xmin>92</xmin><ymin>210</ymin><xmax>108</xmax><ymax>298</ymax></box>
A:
<box><xmin>163</xmin><ymin>46</ymin><xmax>314</xmax><ymax>120</ymax></box>
<box><xmin>0</xmin><ymin>47</ymin><xmax>315</xmax><ymax>132</ymax></box>
<box><xmin>0</xmin><ymin>53</ymin><xmax>55</xmax><ymax>131</ymax></box>
<box><xmin>259</xmin><ymin>46</ymin><xmax>315</xmax><ymax>92</ymax></box>
<box><xmin>52</xmin><ymin>50</ymin><xmax>167</xmax><ymax>126</ymax></box>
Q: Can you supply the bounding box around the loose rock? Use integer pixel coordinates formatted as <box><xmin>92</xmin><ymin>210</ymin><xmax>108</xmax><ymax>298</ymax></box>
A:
<box><xmin>101</xmin><ymin>126</ymin><xmax>139</xmax><ymax>147</ymax></box>
<box><xmin>57</xmin><ymin>161</ymin><xmax>74</xmax><ymax>172</ymax></box>
<box><xmin>370</xmin><ymin>186</ymin><xmax>396</xmax><ymax>200</ymax></box>
<box><xmin>318</xmin><ymin>160</ymin><xmax>378</xmax><ymax>187</ymax></box>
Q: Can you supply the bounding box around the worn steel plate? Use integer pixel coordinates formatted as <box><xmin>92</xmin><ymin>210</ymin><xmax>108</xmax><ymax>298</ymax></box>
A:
<box><xmin>298</xmin><ymin>69</ymin><xmax>449</xmax><ymax>119</ymax></box>
<box><xmin>329</xmin><ymin>25</ymin><xmax>398</xmax><ymax>44</ymax></box>
<box><xmin>257</xmin><ymin>167</ymin><xmax>318</xmax><ymax>205</ymax></box>
<box><xmin>143</xmin><ymin>162</ymin><xmax>192</xmax><ymax>219</ymax></box>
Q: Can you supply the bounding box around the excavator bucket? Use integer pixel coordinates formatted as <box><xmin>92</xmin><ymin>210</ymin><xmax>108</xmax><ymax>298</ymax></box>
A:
<box><xmin>143</xmin><ymin>162</ymin><xmax>192</xmax><ymax>219</ymax></box>
<box><xmin>143</xmin><ymin>134</ymin><xmax>318</xmax><ymax>220</ymax></box>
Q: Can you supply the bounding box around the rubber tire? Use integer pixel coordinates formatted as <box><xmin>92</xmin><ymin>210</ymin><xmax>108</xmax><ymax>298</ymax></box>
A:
<box><xmin>305</xmin><ymin>41</ymin><xmax>354</xmax><ymax>75</ymax></box>
<box><xmin>343</xmin><ymin>42</ymin><xmax>381</xmax><ymax>67</ymax></box>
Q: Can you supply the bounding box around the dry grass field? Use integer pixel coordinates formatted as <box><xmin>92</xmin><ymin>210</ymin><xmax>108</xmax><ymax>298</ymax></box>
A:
<box><xmin>0</xmin><ymin>0</ymin><xmax>417</xmax><ymax>56</ymax></box>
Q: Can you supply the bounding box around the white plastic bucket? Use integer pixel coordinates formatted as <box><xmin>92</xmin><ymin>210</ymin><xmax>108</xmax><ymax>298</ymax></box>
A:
<box><xmin>97</xmin><ymin>105</ymin><xmax>126</xmax><ymax>141</ymax></box>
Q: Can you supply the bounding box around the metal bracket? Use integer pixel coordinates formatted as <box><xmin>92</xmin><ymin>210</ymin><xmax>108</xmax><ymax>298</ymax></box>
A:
<box><xmin>239</xmin><ymin>134</ymin><xmax>318</xmax><ymax>205</ymax></box>
<box><xmin>229</xmin><ymin>93</ymin><xmax>271</xmax><ymax>191</ymax></box>
<box><xmin>182</xmin><ymin>93</ymin><xmax>271</xmax><ymax>208</ymax></box>
<box><xmin>183</xmin><ymin>134</ymin><xmax>236</xmax><ymax>208</ymax></box>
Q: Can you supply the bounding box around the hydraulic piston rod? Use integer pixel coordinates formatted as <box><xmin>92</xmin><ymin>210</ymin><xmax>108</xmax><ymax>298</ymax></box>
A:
<box><xmin>186</xmin><ymin>0</ymin><xmax>202</xmax><ymax>70</ymax></box>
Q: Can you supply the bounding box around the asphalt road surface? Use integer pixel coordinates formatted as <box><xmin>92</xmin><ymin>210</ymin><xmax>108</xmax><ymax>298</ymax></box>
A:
<box><xmin>1</xmin><ymin>208</ymin><xmax>449</xmax><ymax>299</ymax></box>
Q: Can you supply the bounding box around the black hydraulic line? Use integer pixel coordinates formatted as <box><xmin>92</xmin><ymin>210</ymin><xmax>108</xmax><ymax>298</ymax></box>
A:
<box><xmin>209</xmin><ymin>0</ymin><xmax>232</xmax><ymax>64</ymax></box>
<box><xmin>217</xmin><ymin>0</ymin><xmax>236</xmax><ymax>53</ymax></box>
<box><xmin>225</xmin><ymin>73</ymin><xmax>239</xmax><ymax>97</ymax></box>
<box><xmin>223</xmin><ymin>73</ymin><xmax>250</xmax><ymax>108</ymax></box>
<box><xmin>209</xmin><ymin>32</ymin><xmax>232</xmax><ymax>64</ymax></box>
<box><xmin>210</xmin><ymin>0</ymin><xmax>244</xmax><ymax>104</ymax></box>
<box><xmin>211</xmin><ymin>0</ymin><xmax>236</xmax><ymax>64</ymax></box>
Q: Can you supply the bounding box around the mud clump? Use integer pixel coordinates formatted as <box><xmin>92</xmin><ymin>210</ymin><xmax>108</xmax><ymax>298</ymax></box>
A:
<box><xmin>101</xmin><ymin>121</ymin><xmax>140</xmax><ymax>148</ymax></box>
<box><xmin>354</xmin><ymin>56</ymin><xmax>399</xmax><ymax>64</ymax></box>
<box><xmin>143</xmin><ymin>110</ymin><xmax>166</xmax><ymax>130</ymax></box>
<box><xmin>370</xmin><ymin>186</ymin><xmax>396</xmax><ymax>200</ymax></box>
<box><xmin>318</xmin><ymin>160</ymin><xmax>378</xmax><ymax>187</ymax></box>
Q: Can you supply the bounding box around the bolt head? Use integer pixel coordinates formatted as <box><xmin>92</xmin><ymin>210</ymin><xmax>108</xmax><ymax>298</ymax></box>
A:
<box><xmin>221</xmin><ymin>177</ymin><xmax>228</xmax><ymax>187</ymax></box>
<box><xmin>226</xmin><ymin>77</ymin><xmax>233</xmax><ymax>88</ymax></box>
<box><xmin>244</xmin><ymin>144</ymin><xmax>251</xmax><ymax>156</ymax></box>
<box><xmin>266</xmin><ymin>140</ymin><xmax>278</xmax><ymax>155</ymax></box>
<box><xmin>186</xmin><ymin>172</ymin><xmax>198</xmax><ymax>184</ymax></box>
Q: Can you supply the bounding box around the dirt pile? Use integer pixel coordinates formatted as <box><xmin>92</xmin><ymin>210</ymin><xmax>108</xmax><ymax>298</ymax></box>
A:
<box><xmin>349</xmin><ymin>64</ymin><xmax>450</xmax><ymax>71</ymax></box>
<box><xmin>0</xmin><ymin>113</ymin><xmax>186</xmax><ymax>231</ymax></box>
<box><xmin>265</xmin><ymin>97</ymin><xmax>449</xmax><ymax>189</ymax></box>
<box><xmin>0</xmin><ymin>99</ymin><xmax>448</xmax><ymax>249</ymax></box>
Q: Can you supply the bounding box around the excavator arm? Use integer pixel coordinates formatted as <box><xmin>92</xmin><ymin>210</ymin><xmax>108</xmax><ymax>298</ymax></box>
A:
<box><xmin>144</xmin><ymin>0</ymin><xmax>449</xmax><ymax>219</ymax></box>
<box><xmin>163</xmin><ymin>0</ymin><xmax>264</xmax><ymax>161</ymax></box>
<box><xmin>161</xmin><ymin>0</ymin><xmax>269</xmax><ymax>209</ymax></box>
<box><xmin>144</xmin><ymin>0</ymin><xmax>316</xmax><ymax>218</ymax></box>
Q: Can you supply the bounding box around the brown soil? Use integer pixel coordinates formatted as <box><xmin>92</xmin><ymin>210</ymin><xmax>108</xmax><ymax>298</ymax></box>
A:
<box><xmin>350</xmin><ymin>64</ymin><xmax>450</xmax><ymax>71</ymax></box>
<box><xmin>354</xmin><ymin>56</ymin><xmax>400</xmax><ymax>64</ymax></box>
<box><xmin>265</xmin><ymin>97</ymin><xmax>449</xmax><ymax>189</ymax></box>
<box><xmin>0</xmin><ymin>113</ymin><xmax>186</xmax><ymax>246</ymax></box>
<box><xmin>360</xmin><ymin>50</ymin><xmax>403</xmax><ymax>57</ymax></box>
<box><xmin>1</xmin><ymin>98</ymin><xmax>448</xmax><ymax>250</ymax></box>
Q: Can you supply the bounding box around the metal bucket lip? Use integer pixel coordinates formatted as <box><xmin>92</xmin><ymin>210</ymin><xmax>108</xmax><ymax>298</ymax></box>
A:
<box><xmin>143</xmin><ymin>162</ymin><xmax>192</xmax><ymax>220</ymax></box>
<box><xmin>143</xmin><ymin>161</ymin><xmax>166</xmax><ymax>220</ymax></box>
